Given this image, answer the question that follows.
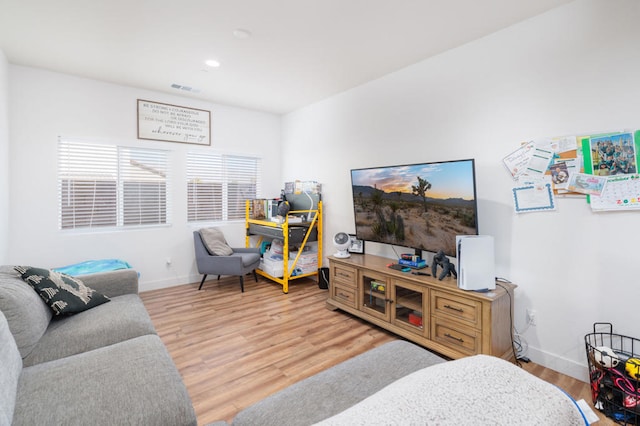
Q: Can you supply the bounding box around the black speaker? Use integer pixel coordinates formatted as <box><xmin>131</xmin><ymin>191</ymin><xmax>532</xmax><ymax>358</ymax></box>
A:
<box><xmin>318</xmin><ymin>267</ymin><xmax>329</xmax><ymax>290</ymax></box>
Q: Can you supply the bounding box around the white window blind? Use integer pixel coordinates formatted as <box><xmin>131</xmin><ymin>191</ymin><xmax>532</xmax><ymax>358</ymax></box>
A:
<box><xmin>58</xmin><ymin>139</ymin><xmax>170</xmax><ymax>230</ymax></box>
<box><xmin>187</xmin><ymin>151</ymin><xmax>261</xmax><ymax>222</ymax></box>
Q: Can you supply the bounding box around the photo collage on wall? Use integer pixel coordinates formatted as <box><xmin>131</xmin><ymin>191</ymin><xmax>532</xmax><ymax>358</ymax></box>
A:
<box><xmin>503</xmin><ymin>130</ymin><xmax>640</xmax><ymax>212</ymax></box>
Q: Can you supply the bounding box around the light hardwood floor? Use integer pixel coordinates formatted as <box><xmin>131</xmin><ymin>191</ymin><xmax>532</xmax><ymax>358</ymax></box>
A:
<box><xmin>141</xmin><ymin>275</ymin><xmax>612</xmax><ymax>425</ymax></box>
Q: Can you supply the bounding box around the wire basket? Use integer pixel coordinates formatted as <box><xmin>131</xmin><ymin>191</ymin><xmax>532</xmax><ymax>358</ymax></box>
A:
<box><xmin>585</xmin><ymin>323</ymin><xmax>640</xmax><ymax>425</ymax></box>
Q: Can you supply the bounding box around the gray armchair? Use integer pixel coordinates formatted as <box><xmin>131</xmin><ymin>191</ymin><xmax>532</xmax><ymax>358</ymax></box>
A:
<box><xmin>193</xmin><ymin>230</ymin><xmax>261</xmax><ymax>292</ymax></box>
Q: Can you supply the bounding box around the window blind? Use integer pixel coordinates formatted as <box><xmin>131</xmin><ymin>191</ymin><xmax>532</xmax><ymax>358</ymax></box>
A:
<box><xmin>120</xmin><ymin>147</ymin><xmax>169</xmax><ymax>226</ymax></box>
<box><xmin>58</xmin><ymin>140</ymin><xmax>170</xmax><ymax>230</ymax></box>
<box><xmin>187</xmin><ymin>151</ymin><xmax>261</xmax><ymax>222</ymax></box>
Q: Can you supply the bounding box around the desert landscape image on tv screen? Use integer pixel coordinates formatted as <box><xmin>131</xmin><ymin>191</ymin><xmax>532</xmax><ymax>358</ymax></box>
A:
<box><xmin>350</xmin><ymin>159</ymin><xmax>477</xmax><ymax>256</ymax></box>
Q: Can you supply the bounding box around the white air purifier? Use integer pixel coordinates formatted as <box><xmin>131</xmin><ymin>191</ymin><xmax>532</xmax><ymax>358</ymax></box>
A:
<box><xmin>456</xmin><ymin>235</ymin><xmax>495</xmax><ymax>291</ymax></box>
<box><xmin>333</xmin><ymin>232</ymin><xmax>351</xmax><ymax>258</ymax></box>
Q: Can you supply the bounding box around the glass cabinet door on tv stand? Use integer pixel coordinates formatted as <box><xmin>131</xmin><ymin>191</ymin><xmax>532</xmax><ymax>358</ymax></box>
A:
<box><xmin>360</xmin><ymin>271</ymin><xmax>390</xmax><ymax>321</ymax></box>
<box><xmin>391</xmin><ymin>279</ymin><xmax>428</xmax><ymax>337</ymax></box>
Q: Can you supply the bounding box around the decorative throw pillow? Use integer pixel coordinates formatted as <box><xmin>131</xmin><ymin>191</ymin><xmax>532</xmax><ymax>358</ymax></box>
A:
<box><xmin>199</xmin><ymin>228</ymin><xmax>234</xmax><ymax>256</ymax></box>
<box><xmin>14</xmin><ymin>266</ymin><xmax>110</xmax><ymax>316</ymax></box>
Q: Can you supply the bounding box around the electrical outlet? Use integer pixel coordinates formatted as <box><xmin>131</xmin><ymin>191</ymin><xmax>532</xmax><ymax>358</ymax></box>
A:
<box><xmin>526</xmin><ymin>308</ymin><xmax>537</xmax><ymax>326</ymax></box>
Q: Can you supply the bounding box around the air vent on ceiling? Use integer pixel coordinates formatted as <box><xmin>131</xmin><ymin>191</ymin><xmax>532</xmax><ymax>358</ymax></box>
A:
<box><xmin>170</xmin><ymin>83</ymin><xmax>200</xmax><ymax>93</ymax></box>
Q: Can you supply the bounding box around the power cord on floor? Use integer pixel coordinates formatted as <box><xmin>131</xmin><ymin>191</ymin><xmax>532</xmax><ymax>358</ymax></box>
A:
<box><xmin>513</xmin><ymin>326</ymin><xmax>530</xmax><ymax>362</ymax></box>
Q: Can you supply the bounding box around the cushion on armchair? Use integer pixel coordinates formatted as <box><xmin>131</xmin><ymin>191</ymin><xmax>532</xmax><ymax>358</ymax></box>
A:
<box><xmin>199</xmin><ymin>228</ymin><xmax>234</xmax><ymax>256</ymax></box>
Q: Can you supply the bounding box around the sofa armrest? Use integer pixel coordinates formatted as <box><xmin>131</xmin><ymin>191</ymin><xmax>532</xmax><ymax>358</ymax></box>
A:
<box><xmin>77</xmin><ymin>269</ymin><xmax>139</xmax><ymax>297</ymax></box>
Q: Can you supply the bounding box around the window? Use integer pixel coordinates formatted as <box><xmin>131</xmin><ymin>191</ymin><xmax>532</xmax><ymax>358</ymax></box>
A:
<box><xmin>58</xmin><ymin>139</ymin><xmax>170</xmax><ymax>230</ymax></box>
<box><xmin>187</xmin><ymin>151</ymin><xmax>261</xmax><ymax>222</ymax></box>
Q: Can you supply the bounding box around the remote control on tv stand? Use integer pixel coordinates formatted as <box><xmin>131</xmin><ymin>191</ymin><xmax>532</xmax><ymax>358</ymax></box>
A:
<box><xmin>387</xmin><ymin>263</ymin><xmax>411</xmax><ymax>272</ymax></box>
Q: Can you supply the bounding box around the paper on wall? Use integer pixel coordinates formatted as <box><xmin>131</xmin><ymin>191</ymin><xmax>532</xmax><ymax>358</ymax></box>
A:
<box><xmin>512</xmin><ymin>181</ymin><xmax>556</xmax><ymax>213</ymax></box>
<box><xmin>502</xmin><ymin>141</ymin><xmax>535</xmax><ymax>180</ymax></box>
<box><xmin>525</xmin><ymin>143</ymin><xmax>554</xmax><ymax>177</ymax></box>
<box><xmin>567</xmin><ymin>173</ymin><xmax>607</xmax><ymax>196</ymax></box>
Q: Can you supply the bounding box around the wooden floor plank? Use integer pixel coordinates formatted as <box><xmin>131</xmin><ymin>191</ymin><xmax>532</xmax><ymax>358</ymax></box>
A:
<box><xmin>141</xmin><ymin>276</ymin><xmax>612</xmax><ymax>425</ymax></box>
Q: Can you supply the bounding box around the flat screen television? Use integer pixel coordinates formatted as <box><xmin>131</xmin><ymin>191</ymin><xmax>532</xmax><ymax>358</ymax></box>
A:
<box><xmin>350</xmin><ymin>159</ymin><xmax>478</xmax><ymax>257</ymax></box>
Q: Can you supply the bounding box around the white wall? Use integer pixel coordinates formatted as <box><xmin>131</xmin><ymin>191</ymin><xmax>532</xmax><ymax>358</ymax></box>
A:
<box><xmin>282</xmin><ymin>0</ymin><xmax>640</xmax><ymax>380</ymax></box>
<box><xmin>8</xmin><ymin>66</ymin><xmax>282</xmax><ymax>290</ymax></box>
<box><xmin>0</xmin><ymin>50</ymin><xmax>9</xmax><ymax>264</ymax></box>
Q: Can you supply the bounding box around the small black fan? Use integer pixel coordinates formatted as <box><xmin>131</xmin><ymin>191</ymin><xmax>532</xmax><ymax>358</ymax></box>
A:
<box><xmin>333</xmin><ymin>232</ymin><xmax>351</xmax><ymax>258</ymax></box>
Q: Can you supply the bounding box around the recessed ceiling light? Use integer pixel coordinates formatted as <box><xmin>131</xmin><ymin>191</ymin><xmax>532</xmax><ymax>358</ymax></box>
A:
<box><xmin>205</xmin><ymin>59</ymin><xmax>221</xmax><ymax>68</ymax></box>
<box><xmin>233</xmin><ymin>29</ymin><xmax>252</xmax><ymax>39</ymax></box>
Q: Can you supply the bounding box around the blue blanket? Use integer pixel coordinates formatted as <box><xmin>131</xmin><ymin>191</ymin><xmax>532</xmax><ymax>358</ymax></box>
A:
<box><xmin>53</xmin><ymin>259</ymin><xmax>132</xmax><ymax>276</ymax></box>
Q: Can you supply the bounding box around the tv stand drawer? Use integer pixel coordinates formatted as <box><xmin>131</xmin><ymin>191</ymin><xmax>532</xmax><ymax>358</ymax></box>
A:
<box><xmin>431</xmin><ymin>318</ymin><xmax>481</xmax><ymax>356</ymax></box>
<box><xmin>331</xmin><ymin>283</ymin><xmax>356</xmax><ymax>308</ymax></box>
<box><xmin>431</xmin><ymin>290</ymin><xmax>481</xmax><ymax>327</ymax></box>
<box><xmin>331</xmin><ymin>264</ymin><xmax>357</xmax><ymax>288</ymax></box>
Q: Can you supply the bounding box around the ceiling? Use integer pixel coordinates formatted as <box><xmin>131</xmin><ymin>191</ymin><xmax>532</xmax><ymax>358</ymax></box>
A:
<box><xmin>0</xmin><ymin>0</ymin><xmax>573</xmax><ymax>114</ymax></box>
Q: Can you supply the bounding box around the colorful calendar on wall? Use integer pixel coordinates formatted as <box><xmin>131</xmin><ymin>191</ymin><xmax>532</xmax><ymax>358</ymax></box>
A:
<box><xmin>589</xmin><ymin>174</ymin><xmax>640</xmax><ymax>211</ymax></box>
<box><xmin>581</xmin><ymin>130</ymin><xmax>640</xmax><ymax>211</ymax></box>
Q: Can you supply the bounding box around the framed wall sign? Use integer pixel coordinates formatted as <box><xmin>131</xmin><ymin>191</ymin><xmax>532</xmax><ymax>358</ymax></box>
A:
<box><xmin>348</xmin><ymin>234</ymin><xmax>365</xmax><ymax>254</ymax></box>
<box><xmin>137</xmin><ymin>99</ymin><xmax>211</xmax><ymax>145</ymax></box>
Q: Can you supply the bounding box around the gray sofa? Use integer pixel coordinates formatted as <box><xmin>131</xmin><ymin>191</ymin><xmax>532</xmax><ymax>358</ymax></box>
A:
<box><xmin>0</xmin><ymin>266</ymin><xmax>196</xmax><ymax>426</ymax></box>
<box><xmin>214</xmin><ymin>340</ymin><xmax>587</xmax><ymax>425</ymax></box>
<box><xmin>224</xmin><ymin>340</ymin><xmax>446</xmax><ymax>426</ymax></box>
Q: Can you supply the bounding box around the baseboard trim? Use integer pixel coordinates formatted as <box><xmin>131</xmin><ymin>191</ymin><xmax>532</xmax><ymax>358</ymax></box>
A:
<box><xmin>139</xmin><ymin>274</ymin><xmax>199</xmax><ymax>292</ymax></box>
<box><xmin>527</xmin><ymin>346</ymin><xmax>589</xmax><ymax>383</ymax></box>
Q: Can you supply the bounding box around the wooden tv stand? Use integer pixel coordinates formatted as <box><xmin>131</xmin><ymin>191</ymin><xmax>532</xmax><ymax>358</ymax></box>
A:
<box><xmin>327</xmin><ymin>254</ymin><xmax>516</xmax><ymax>361</ymax></box>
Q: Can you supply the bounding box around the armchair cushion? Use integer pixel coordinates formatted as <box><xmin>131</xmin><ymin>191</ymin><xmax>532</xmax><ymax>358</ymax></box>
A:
<box><xmin>237</xmin><ymin>252</ymin><xmax>261</xmax><ymax>267</ymax></box>
<box><xmin>14</xmin><ymin>266</ymin><xmax>110</xmax><ymax>316</ymax></box>
<box><xmin>199</xmin><ymin>228</ymin><xmax>233</xmax><ymax>256</ymax></box>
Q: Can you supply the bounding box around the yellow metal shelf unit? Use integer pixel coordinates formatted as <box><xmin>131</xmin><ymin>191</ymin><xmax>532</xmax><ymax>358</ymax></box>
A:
<box><xmin>245</xmin><ymin>199</ymin><xmax>322</xmax><ymax>293</ymax></box>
